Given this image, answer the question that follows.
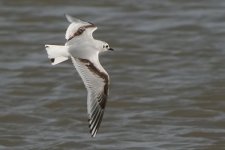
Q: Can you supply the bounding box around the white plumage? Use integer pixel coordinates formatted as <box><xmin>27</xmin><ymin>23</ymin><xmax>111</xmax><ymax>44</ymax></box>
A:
<box><xmin>45</xmin><ymin>14</ymin><xmax>113</xmax><ymax>137</ymax></box>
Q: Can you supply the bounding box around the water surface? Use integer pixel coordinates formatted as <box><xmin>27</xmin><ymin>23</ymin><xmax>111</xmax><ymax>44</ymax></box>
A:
<box><xmin>0</xmin><ymin>0</ymin><xmax>225</xmax><ymax>149</ymax></box>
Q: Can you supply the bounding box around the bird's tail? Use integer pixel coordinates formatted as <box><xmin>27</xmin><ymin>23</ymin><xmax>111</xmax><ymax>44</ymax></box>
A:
<box><xmin>45</xmin><ymin>44</ymin><xmax>70</xmax><ymax>65</ymax></box>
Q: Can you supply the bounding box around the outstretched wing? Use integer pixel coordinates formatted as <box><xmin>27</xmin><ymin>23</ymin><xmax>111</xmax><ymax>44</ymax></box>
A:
<box><xmin>65</xmin><ymin>14</ymin><xmax>97</xmax><ymax>43</ymax></box>
<box><xmin>71</xmin><ymin>56</ymin><xmax>109</xmax><ymax>137</ymax></box>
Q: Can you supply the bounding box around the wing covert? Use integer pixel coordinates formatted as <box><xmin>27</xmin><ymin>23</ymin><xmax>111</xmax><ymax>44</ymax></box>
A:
<box><xmin>71</xmin><ymin>56</ymin><xmax>109</xmax><ymax>137</ymax></box>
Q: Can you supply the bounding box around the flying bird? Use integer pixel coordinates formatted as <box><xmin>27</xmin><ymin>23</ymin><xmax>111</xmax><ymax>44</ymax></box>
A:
<box><xmin>45</xmin><ymin>14</ymin><xmax>113</xmax><ymax>137</ymax></box>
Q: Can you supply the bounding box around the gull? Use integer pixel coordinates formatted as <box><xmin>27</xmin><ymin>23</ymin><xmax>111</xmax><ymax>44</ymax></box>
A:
<box><xmin>45</xmin><ymin>14</ymin><xmax>113</xmax><ymax>137</ymax></box>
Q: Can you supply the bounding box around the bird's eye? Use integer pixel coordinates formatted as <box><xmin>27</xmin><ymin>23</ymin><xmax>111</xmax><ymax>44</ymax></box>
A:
<box><xmin>106</xmin><ymin>45</ymin><xmax>109</xmax><ymax>48</ymax></box>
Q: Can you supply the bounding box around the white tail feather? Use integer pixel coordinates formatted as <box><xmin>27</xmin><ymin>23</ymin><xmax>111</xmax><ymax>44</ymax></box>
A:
<box><xmin>45</xmin><ymin>44</ymin><xmax>69</xmax><ymax>65</ymax></box>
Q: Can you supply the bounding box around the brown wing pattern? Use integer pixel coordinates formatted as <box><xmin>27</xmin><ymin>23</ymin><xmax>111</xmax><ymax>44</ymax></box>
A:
<box><xmin>71</xmin><ymin>57</ymin><xmax>109</xmax><ymax>137</ymax></box>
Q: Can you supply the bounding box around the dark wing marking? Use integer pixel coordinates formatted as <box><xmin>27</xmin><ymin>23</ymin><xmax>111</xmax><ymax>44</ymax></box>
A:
<box><xmin>71</xmin><ymin>57</ymin><xmax>109</xmax><ymax>137</ymax></box>
<box><xmin>67</xmin><ymin>24</ymin><xmax>96</xmax><ymax>41</ymax></box>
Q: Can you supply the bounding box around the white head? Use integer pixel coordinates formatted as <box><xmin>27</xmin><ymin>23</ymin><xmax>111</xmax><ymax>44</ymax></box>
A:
<box><xmin>96</xmin><ymin>40</ymin><xmax>114</xmax><ymax>52</ymax></box>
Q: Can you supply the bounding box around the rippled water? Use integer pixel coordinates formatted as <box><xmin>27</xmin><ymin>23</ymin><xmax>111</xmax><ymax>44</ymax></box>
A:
<box><xmin>1</xmin><ymin>0</ymin><xmax>225</xmax><ymax>149</ymax></box>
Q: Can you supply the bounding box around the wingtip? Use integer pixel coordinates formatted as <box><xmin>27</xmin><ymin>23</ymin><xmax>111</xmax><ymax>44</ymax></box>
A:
<box><xmin>65</xmin><ymin>14</ymin><xmax>72</xmax><ymax>22</ymax></box>
<box><xmin>88</xmin><ymin>119</ymin><xmax>98</xmax><ymax>138</ymax></box>
<box><xmin>90</xmin><ymin>128</ymin><xmax>97</xmax><ymax>138</ymax></box>
<box><xmin>65</xmin><ymin>14</ymin><xmax>84</xmax><ymax>23</ymax></box>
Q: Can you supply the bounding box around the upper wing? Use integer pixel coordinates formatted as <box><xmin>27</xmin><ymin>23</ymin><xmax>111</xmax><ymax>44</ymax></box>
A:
<box><xmin>65</xmin><ymin>15</ymin><xmax>97</xmax><ymax>44</ymax></box>
<box><xmin>71</xmin><ymin>56</ymin><xmax>109</xmax><ymax>137</ymax></box>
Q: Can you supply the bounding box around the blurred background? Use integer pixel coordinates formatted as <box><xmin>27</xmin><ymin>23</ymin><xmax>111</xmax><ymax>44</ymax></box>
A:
<box><xmin>0</xmin><ymin>0</ymin><xmax>225</xmax><ymax>149</ymax></box>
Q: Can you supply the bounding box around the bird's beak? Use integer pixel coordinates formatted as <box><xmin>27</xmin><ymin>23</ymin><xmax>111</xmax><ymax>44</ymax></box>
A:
<box><xmin>108</xmin><ymin>47</ymin><xmax>114</xmax><ymax>51</ymax></box>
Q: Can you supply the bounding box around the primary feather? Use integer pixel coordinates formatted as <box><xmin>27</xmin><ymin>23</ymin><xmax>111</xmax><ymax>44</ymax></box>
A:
<box><xmin>71</xmin><ymin>57</ymin><xmax>109</xmax><ymax>137</ymax></box>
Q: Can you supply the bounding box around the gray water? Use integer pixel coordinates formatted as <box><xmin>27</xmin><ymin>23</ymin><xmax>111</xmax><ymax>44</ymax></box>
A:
<box><xmin>0</xmin><ymin>0</ymin><xmax>225</xmax><ymax>149</ymax></box>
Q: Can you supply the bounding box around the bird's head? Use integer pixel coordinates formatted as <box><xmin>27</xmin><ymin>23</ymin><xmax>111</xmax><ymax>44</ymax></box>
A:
<box><xmin>98</xmin><ymin>41</ymin><xmax>114</xmax><ymax>52</ymax></box>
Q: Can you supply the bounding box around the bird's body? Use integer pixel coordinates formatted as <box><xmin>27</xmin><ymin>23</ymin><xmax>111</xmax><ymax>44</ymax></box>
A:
<box><xmin>45</xmin><ymin>15</ymin><xmax>113</xmax><ymax>137</ymax></box>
